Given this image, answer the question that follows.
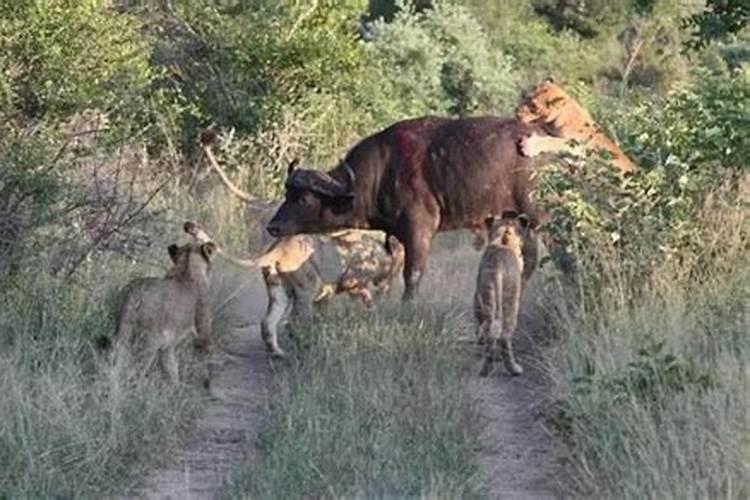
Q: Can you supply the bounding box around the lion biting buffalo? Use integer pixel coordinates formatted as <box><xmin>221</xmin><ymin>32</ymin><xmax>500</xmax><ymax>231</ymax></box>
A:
<box><xmin>96</xmin><ymin>79</ymin><xmax>646</xmax><ymax>383</ymax></box>
<box><xmin>265</xmin><ymin>116</ymin><xmax>548</xmax><ymax>301</ymax></box>
<box><xmin>183</xmin><ymin>221</ymin><xmax>404</xmax><ymax>358</ymax></box>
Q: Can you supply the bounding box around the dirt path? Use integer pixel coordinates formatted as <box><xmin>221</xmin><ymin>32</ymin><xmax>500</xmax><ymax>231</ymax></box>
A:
<box><xmin>472</xmin><ymin>276</ymin><xmax>563</xmax><ymax>499</ymax></box>
<box><xmin>426</xmin><ymin>239</ymin><xmax>563</xmax><ymax>499</ymax></box>
<box><xmin>129</xmin><ymin>271</ymin><xmax>271</xmax><ymax>500</ymax></box>
<box><xmin>127</xmin><ymin>236</ymin><xmax>562</xmax><ymax>499</ymax></box>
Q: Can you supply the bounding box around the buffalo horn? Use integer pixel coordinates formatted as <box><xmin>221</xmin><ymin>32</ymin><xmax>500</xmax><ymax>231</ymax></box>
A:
<box><xmin>286</xmin><ymin>169</ymin><xmax>350</xmax><ymax>198</ymax></box>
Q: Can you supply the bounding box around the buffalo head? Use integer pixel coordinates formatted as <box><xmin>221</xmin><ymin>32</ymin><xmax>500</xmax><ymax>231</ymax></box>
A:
<box><xmin>266</xmin><ymin>160</ymin><xmax>357</xmax><ymax>237</ymax></box>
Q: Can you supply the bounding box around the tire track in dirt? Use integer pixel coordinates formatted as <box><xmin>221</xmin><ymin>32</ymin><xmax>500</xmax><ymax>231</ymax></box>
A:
<box><xmin>126</xmin><ymin>271</ymin><xmax>271</xmax><ymax>500</ymax></box>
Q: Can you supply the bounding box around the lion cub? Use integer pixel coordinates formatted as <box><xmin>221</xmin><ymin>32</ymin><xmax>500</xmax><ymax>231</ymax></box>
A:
<box><xmin>473</xmin><ymin>212</ymin><xmax>528</xmax><ymax>376</ymax></box>
<box><xmin>99</xmin><ymin>241</ymin><xmax>217</xmax><ymax>386</ymax></box>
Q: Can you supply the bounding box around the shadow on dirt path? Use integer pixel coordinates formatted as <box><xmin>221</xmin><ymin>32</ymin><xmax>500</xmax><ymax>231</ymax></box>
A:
<box><xmin>127</xmin><ymin>270</ymin><xmax>271</xmax><ymax>500</ymax></box>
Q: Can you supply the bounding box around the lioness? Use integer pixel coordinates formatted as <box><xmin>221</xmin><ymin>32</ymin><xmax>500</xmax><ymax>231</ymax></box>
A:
<box><xmin>474</xmin><ymin>212</ymin><xmax>527</xmax><ymax>376</ymax></box>
<box><xmin>183</xmin><ymin>221</ymin><xmax>405</xmax><ymax>358</ymax></box>
<box><xmin>98</xmin><ymin>241</ymin><xmax>216</xmax><ymax>386</ymax></box>
<box><xmin>515</xmin><ymin>78</ymin><xmax>636</xmax><ymax>174</ymax></box>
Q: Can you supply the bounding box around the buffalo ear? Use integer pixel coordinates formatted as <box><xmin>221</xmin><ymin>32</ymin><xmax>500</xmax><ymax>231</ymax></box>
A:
<box><xmin>167</xmin><ymin>244</ymin><xmax>180</xmax><ymax>263</ymax></box>
<box><xmin>201</xmin><ymin>242</ymin><xmax>217</xmax><ymax>260</ymax></box>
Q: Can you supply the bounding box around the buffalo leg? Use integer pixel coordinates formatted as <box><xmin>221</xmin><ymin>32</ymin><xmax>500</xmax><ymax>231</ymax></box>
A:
<box><xmin>158</xmin><ymin>345</ymin><xmax>179</xmax><ymax>385</ymax></box>
<box><xmin>400</xmin><ymin>223</ymin><xmax>436</xmax><ymax>302</ymax></box>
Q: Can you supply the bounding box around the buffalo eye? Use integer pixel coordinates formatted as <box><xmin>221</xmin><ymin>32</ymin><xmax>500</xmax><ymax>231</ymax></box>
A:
<box><xmin>286</xmin><ymin>190</ymin><xmax>306</xmax><ymax>206</ymax></box>
<box><xmin>295</xmin><ymin>193</ymin><xmax>311</xmax><ymax>207</ymax></box>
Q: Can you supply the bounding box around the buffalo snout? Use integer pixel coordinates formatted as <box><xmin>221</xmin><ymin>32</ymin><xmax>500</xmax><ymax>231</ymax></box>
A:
<box><xmin>266</xmin><ymin>206</ymin><xmax>302</xmax><ymax>237</ymax></box>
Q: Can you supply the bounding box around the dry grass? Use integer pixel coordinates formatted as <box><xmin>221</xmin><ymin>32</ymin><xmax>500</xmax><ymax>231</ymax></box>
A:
<box><xmin>227</xmin><ymin>303</ymin><xmax>486</xmax><ymax>499</ymax></box>
<box><xmin>0</xmin><ymin>187</ymin><xmax>257</xmax><ymax>497</ymax></box>
<box><xmin>0</xmin><ymin>257</ymin><xmax>206</xmax><ymax>497</ymax></box>
<box><xmin>541</xmin><ymin>200</ymin><xmax>750</xmax><ymax>498</ymax></box>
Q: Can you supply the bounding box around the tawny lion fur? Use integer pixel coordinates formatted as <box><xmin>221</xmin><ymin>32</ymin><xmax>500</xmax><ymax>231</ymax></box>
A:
<box><xmin>183</xmin><ymin>221</ymin><xmax>404</xmax><ymax>358</ymax></box>
<box><xmin>516</xmin><ymin>79</ymin><xmax>636</xmax><ymax>174</ymax></box>
<box><xmin>98</xmin><ymin>241</ymin><xmax>217</xmax><ymax>386</ymax></box>
<box><xmin>474</xmin><ymin>214</ymin><xmax>527</xmax><ymax>377</ymax></box>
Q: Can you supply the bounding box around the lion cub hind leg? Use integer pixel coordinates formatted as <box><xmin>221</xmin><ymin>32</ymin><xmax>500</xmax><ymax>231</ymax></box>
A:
<box><xmin>479</xmin><ymin>321</ymin><xmax>500</xmax><ymax>377</ymax></box>
<box><xmin>157</xmin><ymin>343</ymin><xmax>179</xmax><ymax>385</ymax></box>
<box><xmin>479</xmin><ymin>274</ymin><xmax>503</xmax><ymax>377</ymax></box>
<box><xmin>499</xmin><ymin>276</ymin><xmax>523</xmax><ymax>376</ymax></box>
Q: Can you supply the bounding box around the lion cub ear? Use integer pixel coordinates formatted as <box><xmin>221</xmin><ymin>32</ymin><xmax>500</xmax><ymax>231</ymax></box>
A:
<box><xmin>167</xmin><ymin>244</ymin><xmax>180</xmax><ymax>263</ymax></box>
<box><xmin>517</xmin><ymin>213</ymin><xmax>530</xmax><ymax>230</ymax></box>
<box><xmin>201</xmin><ymin>242</ymin><xmax>217</xmax><ymax>260</ymax></box>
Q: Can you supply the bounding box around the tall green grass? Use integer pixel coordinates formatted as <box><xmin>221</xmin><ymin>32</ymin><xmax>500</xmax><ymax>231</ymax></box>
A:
<box><xmin>228</xmin><ymin>300</ymin><xmax>486</xmax><ymax>499</ymax></box>
<box><xmin>542</xmin><ymin>202</ymin><xmax>750</xmax><ymax>498</ymax></box>
<box><xmin>0</xmin><ymin>180</ymin><xmax>266</xmax><ymax>497</ymax></box>
<box><xmin>0</xmin><ymin>255</ymin><xmax>209</xmax><ymax>497</ymax></box>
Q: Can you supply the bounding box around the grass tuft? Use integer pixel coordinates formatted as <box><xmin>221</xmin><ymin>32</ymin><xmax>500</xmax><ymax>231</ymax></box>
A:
<box><xmin>542</xmin><ymin>201</ymin><xmax>750</xmax><ymax>498</ymax></box>
<box><xmin>228</xmin><ymin>301</ymin><xmax>486</xmax><ymax>499</ymax></box>
<box><xmin>0</xmin><ymin>259</ymin><xmax>207</xmax><ymax>498</ymax></box>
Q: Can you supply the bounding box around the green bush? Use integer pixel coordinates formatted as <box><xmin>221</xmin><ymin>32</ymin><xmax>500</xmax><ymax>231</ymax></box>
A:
<box><xmin>0</xmin><ymin>1</ymin><xmax>155</xmax><ymax>122</ymax></box>
<box><xmin>0</xmin><ymin>127</ymin><xmax>70</xmax><ymax>274</ymax></box>
<box><xmin>535</xmin><ymin>70</ymin><xmax>749</xmax><ymax>287</ymax></box>
<box><xmin>365</xmin><ymin>2</ymin><xmax>521</xmax><ymax>117</ymax></box>
<box><xmin>169</xmin><ymin>1</ymin><xmax>369</xmax><ymax>134</ymax></box>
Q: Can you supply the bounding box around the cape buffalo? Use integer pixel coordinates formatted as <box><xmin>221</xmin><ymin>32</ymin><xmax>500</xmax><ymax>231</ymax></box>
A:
<box><xmin>266</xmin><ymin>116</ymin><xmax>546</xmax><ymax>301</ymax></box>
